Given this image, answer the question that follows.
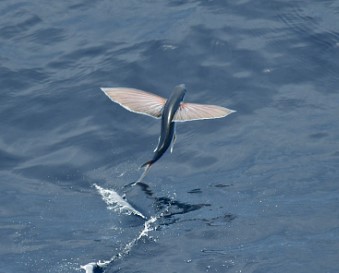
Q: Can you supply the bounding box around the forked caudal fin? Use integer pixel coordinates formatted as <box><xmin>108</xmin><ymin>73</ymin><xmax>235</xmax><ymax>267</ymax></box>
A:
<box><xmin>136</xmin><ymin>161</ymin><xmax>153</xmax><ymax>183</ymax></box>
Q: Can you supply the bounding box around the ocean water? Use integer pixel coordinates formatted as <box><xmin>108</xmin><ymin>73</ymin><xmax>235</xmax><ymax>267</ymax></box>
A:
<box><xmin>1</xmin><ymin>0</ymin><xmax>339</xmax><ymax>272</ymax></box>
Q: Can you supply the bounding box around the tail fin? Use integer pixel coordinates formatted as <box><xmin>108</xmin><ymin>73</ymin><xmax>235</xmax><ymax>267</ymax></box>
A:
<box><xmin>136</xmin><ymin>160</ymin><xmax>153</xmax><ymax>183</ymax></box>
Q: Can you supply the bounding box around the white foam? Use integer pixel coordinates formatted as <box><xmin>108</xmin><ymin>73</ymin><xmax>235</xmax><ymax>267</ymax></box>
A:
<box><xmin>94</xmin><ymin>183</ymin><xmax>146</xmax><ymax>219</ymax></box>
<box><xmin>121</xmin><ymin>216</ymin><xmax>157</xmax><ymax>255</ymax></box>
<box><xmin>81</xmin><ymin>216</ymin><xmax>157</xmax><ymax>273</ymax></box>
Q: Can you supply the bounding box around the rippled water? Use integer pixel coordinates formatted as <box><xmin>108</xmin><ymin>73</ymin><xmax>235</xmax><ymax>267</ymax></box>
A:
<box><xmin>1</xmin><ymin>1</ymin><xmax>339</xmax><ymax>272</ymax></box>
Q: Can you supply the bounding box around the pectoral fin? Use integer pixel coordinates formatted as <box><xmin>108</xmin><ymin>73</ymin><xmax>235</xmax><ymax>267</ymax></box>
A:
<box><xmin>101</xmin><ymin>87</ymin><xmax>166</xmax><ymax>119</ymax></box>
<box><xmin>173</xmin><ymin>102</ymin><xmax>235</xmax><ymax>122</ymax></box>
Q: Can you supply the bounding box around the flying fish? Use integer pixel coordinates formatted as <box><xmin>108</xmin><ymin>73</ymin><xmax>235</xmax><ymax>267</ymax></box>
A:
<box><xmin>101</xmin><ymin>84</ymin><xmax>235</xmax><ymax>182</ymax></box>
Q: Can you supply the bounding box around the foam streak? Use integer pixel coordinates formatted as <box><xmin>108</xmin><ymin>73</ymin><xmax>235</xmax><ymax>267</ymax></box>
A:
<box><xmin>94</xmin><ymin>184</ymin><xmax>145</xmax><ymax>219</ymax></box>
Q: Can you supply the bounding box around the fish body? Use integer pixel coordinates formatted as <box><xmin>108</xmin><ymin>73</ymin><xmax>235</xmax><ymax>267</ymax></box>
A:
<box><xmin>100</xmin><ymin>84</ymin><xmax>235</xmax><ymax>182</ymax></box>
<box><xmin>144</xmin><ymin>84</ymin><xmax>186</xmax><ymax>167</ymax></box>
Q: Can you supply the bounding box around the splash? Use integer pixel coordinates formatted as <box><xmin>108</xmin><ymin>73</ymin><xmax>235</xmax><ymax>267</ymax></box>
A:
<box><xmin>80</xmin><ymin>216</ymin><xmax>157</xmax><ymax>273</ymax></box>
<box><xmin>93</xmin><ymin>183</ymin><xmax>146</xmax><ymax>219</ymax></box>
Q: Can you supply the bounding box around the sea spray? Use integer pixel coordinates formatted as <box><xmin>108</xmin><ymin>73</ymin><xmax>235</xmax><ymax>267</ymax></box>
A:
<box><xmin>93</xmin><ymin>183</ymin><xmax>146</xmax><ymax>219</ymax></box>
<box><xmin>81</xmin><ymin>216</ymin><xmax>157</xmax><ymax>273</ymax></box>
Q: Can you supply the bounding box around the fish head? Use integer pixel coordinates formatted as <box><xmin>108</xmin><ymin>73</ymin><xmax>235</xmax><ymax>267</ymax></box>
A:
<box><xmin>173</xmin><ymin>84</ymin><xmax>186</xmax><ymax>101</ymax></box>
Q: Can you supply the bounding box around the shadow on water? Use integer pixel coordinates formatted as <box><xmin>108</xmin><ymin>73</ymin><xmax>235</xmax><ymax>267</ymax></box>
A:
<box><xmin>124</xmin><ymin>181</ymin><xmax>211</xmax><ymax>222</ymax></box>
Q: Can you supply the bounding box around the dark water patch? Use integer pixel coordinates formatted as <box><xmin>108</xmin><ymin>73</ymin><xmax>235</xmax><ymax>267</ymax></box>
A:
<box><xmin>272</xmin><ymin>97</ymin><xmax>305</xmax><ymax>111</ymax></box>
<box><xmin>14</xmin><ymin>164</ymin><xmax>87</xmax><ymax>186</ymax></box>
<box><xmin>196</xmin><ymin>0</ymin><xmax>296</xmax><ymax>17</ymax></box>
<box><xmin>0</xmin><ymin>66</ymin><xmax>48</xmax><ymax>91</ymax></box>
<box><xmin>29</xmin><ymin>27</ymin><xmax>65</xmax><ymax>45</ymax></box>
<box><xmin>206</xmin><ymin>213</ymin><xmax>237</xmax><ymax>226</ymax></box>
<box><xmin>159</xmin><ymin>199</ymin><xmax>209</xmax><ymax>218</ymax></box>
<box><xmin>191</xmin><ymin>155</ymin><xmax>218</xmax><ymax>168</ymax></box>
<box><xmin>187</xmin><ymin>188</ymin><xmax>202</xmax><ymax>194</ymax></box>
<box><xmin>279</xmin><ymin>2</ymin><xmax>339</xmax><ymax>48</ymax></box>
<box><xmin>157</xmin><ymin>211</ymin><xmax>237</xmax><ymax>229</ymax></box>
<box><xmin>0</xmin><ymin>2</ymin><xmax>32</xmax><ymax>16</ymax></box>
<box><xmin>309</xmin><ymin>132</ymin><xmax>328</xmax><ymax>139</ymax></box>
<box><xmin>68</xmin><ymin>0</ymin><xmax>97</xmax><ymax>11</ymax></box>
<box><xmin>47</xmin><ymin>58</ymin><xmax>74</xmax><ymax>70</ymax></box>
<box><xmin>133</xmin><ymin>182</ymin><xmax>210</xmax><ymax>216</ymax></box>
<box><xmin>132</xmin><ymin>182</ymin><xmax>154</xmax><ymax>198</ymax></box>
<box><xmin>213</xmin><ymin>183</ymin><xmax>233</xmax><ymax>188</ymax></box>
<box><xmin>0</xmin><ymin>14</ymin><xmax>42</xmax><ymax>39</ymax></box>
<box><xmin>0</xmin><ymin>150</ymin><xmax>25</xmax><ymax>170</ymax></box>
<box><xmin>277</xmin><ymin>1</ymin><xmax>339</xmax><ymax>89</ymax></box>
<box><xmin>62</xmin><ymin>45</ymin><xmax>108</xmax><ymax>61</ymax></box>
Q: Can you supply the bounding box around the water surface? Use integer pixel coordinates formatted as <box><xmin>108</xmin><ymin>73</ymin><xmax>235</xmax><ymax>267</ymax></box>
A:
<box><xmin>1</xmin><ymin>0</ymin><xmax>339</xmax><ymax>272</ymax></box>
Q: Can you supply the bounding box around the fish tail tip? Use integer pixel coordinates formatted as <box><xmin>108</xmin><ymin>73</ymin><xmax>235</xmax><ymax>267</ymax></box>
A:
<box><xmin>140</xmin><ymin>160</ymin><xmax>153</xmax><ymax>169</ymax></box>
<box><xmin>137</xmin><ymin>161</ymin><xmax>153</xmax><ymax>182</ymax></box>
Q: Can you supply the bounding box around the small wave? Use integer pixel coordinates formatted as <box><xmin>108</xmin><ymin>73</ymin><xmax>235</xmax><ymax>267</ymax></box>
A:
<box><xmin>94</xmin><ymin>183</ymin><xmax>146</xmax><ymax>219</ymax></box>
<box><xmin>279</xmin><ymin>2</ymin><xmax>339</xmax><ymax>54</ymax></box>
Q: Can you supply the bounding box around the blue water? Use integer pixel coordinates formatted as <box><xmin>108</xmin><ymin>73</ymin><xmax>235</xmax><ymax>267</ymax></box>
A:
<box><xmin>1</xmin><ymin>0</ymin><xmax>339</xmax><ymax>272</ymax></box>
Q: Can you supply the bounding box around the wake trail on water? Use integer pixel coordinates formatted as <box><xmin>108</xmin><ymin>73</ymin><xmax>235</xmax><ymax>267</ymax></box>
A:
<box><xmin>93</xmin><ymin>183</ymin><xmax>146</xmax><ymax>219</ymax></box>
<box><xmin>81</xmin><ymin>217</ymin><xmax>157</xmax><ymax>273</ymax></box>
<box><xmin>80</xmin><ymin>184</ymin><xmax>160</xmax><ymax>273</ymax></box>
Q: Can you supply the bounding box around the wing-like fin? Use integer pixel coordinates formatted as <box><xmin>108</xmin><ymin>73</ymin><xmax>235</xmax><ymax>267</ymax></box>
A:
<box><xmin>173</xmin><ymin>102</ymin><xmax>235</xmax><ymax>122</ymax></box>
<box><xmin>101</xmin><ymin>87</ymin><xmax>166</xmax><ymax>119</ymax></box>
